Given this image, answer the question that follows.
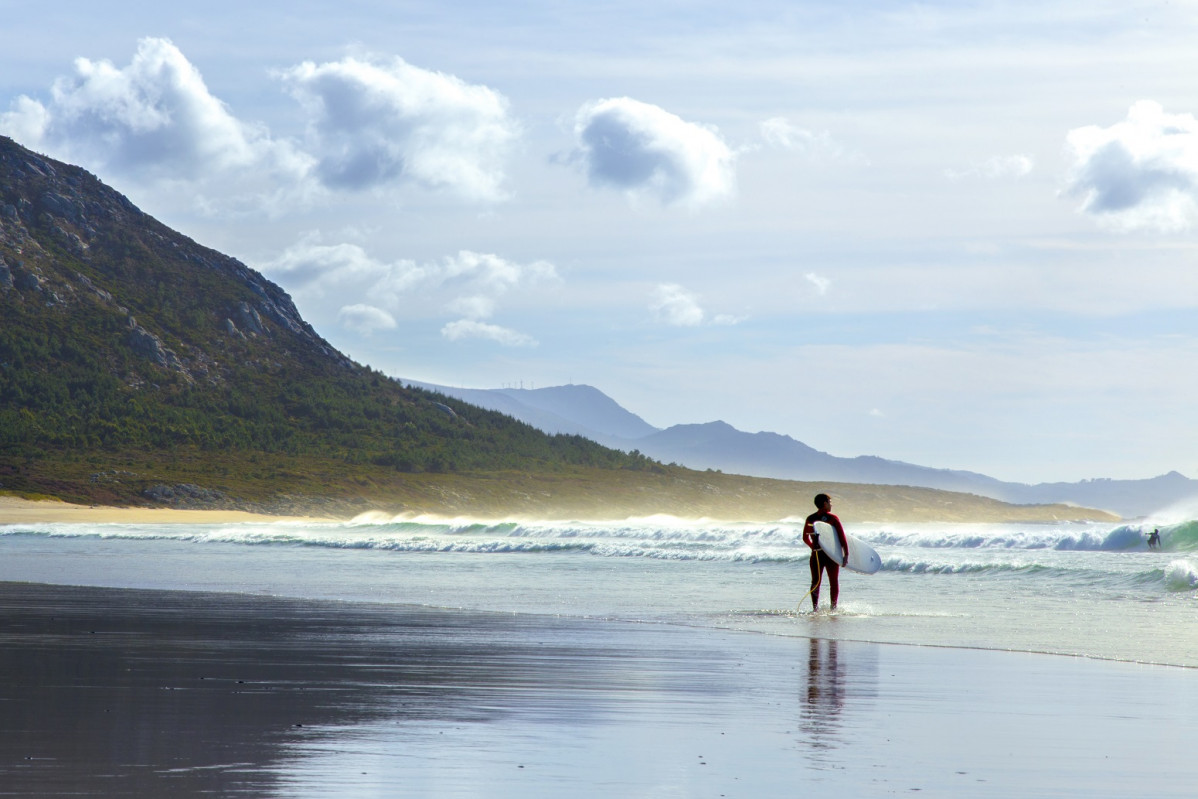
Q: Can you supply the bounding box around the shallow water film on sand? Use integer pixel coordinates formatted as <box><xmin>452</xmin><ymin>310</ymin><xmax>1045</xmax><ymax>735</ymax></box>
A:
<box><xmin>2</xmin><ymin>515</ymin><xmax>1197</xmax><ymax>797</ymax></box>
<box><xmin>2</xmin><ymin>515</ymin><xmax>1195</xmax><ymax>666</ymax></box>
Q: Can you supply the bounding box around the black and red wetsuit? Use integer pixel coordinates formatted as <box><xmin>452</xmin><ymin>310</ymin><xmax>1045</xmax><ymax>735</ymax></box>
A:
<box><xmin>802</xmin><ymin>510</ymin><xmax>849</xmax><ymax>610</ymax></box>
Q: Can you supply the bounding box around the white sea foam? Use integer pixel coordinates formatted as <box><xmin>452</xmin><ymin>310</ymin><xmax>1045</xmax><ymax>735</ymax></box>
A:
<box><xmin>0</xmin><ymin>517</ymin><xmax>1164</xmax><ymax>558</ymax></box>
<box><xmin>3</xmin><ymin>517</ymin><xmax>1198</xmax><ymax>665</ymax></box>
<box><xmin>1163</xmin><ymin>560</ymin><xmax>1198</xmax><ymax>591</ymax></box>
<box><xmin>2</xmin><ymin>518</ymin><xmax>1194</xmax><ymax>587</ymax></box>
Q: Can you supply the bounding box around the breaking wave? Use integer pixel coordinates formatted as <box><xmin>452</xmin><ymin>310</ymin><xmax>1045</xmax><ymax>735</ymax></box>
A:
<box><xmin>869</xmin><ymin>520</ymin><xmax>1198</xmax><ymax>552</ymax></box>
<box><xmin>2</xmin><ymin>516</ymin><xmax>1196</xmax><ymax>582</ymax></box>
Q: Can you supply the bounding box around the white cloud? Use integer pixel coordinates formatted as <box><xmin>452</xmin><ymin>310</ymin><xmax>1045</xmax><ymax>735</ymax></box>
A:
<box><xmin>261</xmin><ymin>239</ymin><xmax>552</xmax><ymax>345</ymax></box>
<box><xmin>760</xmin><ymin>117</ymin><xmax>810</xmax><ymax>150</ymax></box>
<box><xmin>944</xmin><ymin>154</ymin><xmax>1033</xmax><ymax>181</ymax></box>
<box><xmin>1065</xmin><ymin>100</ymin><xmax>1198</xmax><ymax>232</ymax></box>
<box><xmin>572</xmin><ymin>97</ymin><xmax>735</xmax><ymax>208</ymax></box>
<box><xmin>0</xmin><ymin>95</ymin><xmax>50</xmax><ymax>144</ymax></box>
<box><xmin>447</xmin><ymin>295</ymin><xmax>496</xmax><ymax>320</ymax></box>
<box><xmin>651</xmin><ymin>283</ymin><xmax>706</xmax><ymax>326</ymax></box>
<box><xmin>649</xmin><ymin>283</ymin><xmax>741</xmax><ymax>327</ymax></box>
<box><xmin>277</xmin><ymin>54</ymin><xmax>518</xmax><ymax>200</ymax></box>
<box><xmin>441</xmin><ymin>319</ymin><xmax>536</xmax><ymax>347</ymax></box>
<box><xmin>759</xmin><ymin>117</ymin><xmax>864</xmax><ymax>164</ymax></box>
<box><xmin>0</xmin><ymin>40</ymin><xmax>518</xmax><ymax>210</ymax></box>
<box><xmin>805</xmin><ymin>272</ymin><xmax>831</xmax><ymax>295</ymax></box>
<box><xmin>265</xmin><ymin>241</ymin><xmax>555</xmax><ymax>301</ymax></box>
<box><xmin>263</xmin><ymin>238</ymin><xmax>399</xmax><ymax>295</ymax></box>
<box><xmin>437</xmin><ymin>250</ymin><xmax>558</xmax><ymax>294</ymax></box>
<box><xmin>339</xmin><ymin>304</ymin><xmax>397</xmax><ymax>334</ymax></box>
<box><xmin>0</xmin><ymin>37</ymin><xmax>308</xmax><ymax>185</ymax></box>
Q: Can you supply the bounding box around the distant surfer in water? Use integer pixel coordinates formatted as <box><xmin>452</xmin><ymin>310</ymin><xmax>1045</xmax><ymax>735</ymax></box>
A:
<box><xmin>1148</xmin><ymin>528</ymin><xmax>1161</xmax><ymax>549</ymax></box>
<box><xmin>802</xmin><ymin>493</ymin><xmax>850</xmax><ymax>611</ymax></box>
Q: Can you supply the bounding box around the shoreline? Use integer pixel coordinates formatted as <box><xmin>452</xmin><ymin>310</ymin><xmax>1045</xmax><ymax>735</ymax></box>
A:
<box><xmin>1</xmin><ymin>581</ymin><xmax>1194</xmax><ymax>797</ymax></box>
<box><xmin>4</xmin><ymin>514</ymin><xmax>1190</xmax><ymax>671</ymax></box>
<box><xmin>0</xmin><ymin>493</ymin><xmax>1121</xmax><ymax>526</ymax></box>
<box><xmin>6</xmin><ymin>569</ymin><xmax>1193</xmax><ymax>673</ymax></box>
<box><xmin>0</xmin><ymin>496</ymin><xmax>341</xmax><ymax>524</ymax></box>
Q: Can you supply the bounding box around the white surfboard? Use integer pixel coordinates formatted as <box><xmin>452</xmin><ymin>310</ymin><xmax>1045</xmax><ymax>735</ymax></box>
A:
<box><xmin>813</xmin><ymin>521</ymin><xmax>882</xmax><ymax>575</ymax></box>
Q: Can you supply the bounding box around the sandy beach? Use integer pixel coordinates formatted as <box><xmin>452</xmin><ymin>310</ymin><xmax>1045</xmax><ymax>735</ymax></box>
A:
<box><xmin>0</xmin><ymin>581</ymin><xmax>1194</xmax><ymax>798</ymax></box>
<box><xmin>0</xmin><ymin>496</ymin><xmax>337</xmax><ymax>525</ymax></box>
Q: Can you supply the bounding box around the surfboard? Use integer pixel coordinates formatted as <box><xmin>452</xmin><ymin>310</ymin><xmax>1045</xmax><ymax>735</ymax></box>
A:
<box><xmin>813</xmin><ymin>521</ymin><xmax>882</xmax><ymax>574</ymax></box>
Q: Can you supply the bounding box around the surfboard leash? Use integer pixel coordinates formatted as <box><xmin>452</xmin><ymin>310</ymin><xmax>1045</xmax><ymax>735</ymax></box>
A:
<box><xmin>798</xmin><ymin>554</ymin><xmax>823</xmax><ymax>611</ymax></box>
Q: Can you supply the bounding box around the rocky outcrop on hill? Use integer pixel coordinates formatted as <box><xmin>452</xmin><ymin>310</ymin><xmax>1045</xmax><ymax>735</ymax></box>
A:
<box><xmin>126</xmin><ymin>316</ymin><xmax>187</xmax><ymax>375</ymax></box>
<box><xmin>0</xmin><ymin>136</ymin><xmax>352</xmax><ymax>388</ymax></box>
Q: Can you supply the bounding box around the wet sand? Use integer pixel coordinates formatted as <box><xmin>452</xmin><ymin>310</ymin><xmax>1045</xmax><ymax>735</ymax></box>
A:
<box><xmin>0</xmin><ymin>582</ymin><xmax>1194</xmax><ymax>798</ymax></box>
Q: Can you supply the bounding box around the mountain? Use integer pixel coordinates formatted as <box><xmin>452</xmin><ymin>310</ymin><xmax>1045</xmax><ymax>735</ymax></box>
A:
<box><xmin>403</xmin><ymin>382</ymin><xmax>658</xmax><ymax>441</ymax></box>
<box><xmin>491</xmin><ymin>385</ymin><xmax>659</xmax><ymax>440</ymax></box>
<box><xmin>412</xmin><ymin>383</ymin><xmax>1198</xmax><ymax>518</ymax></box>
<box><xmin>0</xmin><ymin>136</ymin><xmax>1122</xmax><ymax>522</ymax></box>
<box><xmin>0</xmin><ymin>137</ymin><xmax>651</xmax><ymax>509</ymax></box>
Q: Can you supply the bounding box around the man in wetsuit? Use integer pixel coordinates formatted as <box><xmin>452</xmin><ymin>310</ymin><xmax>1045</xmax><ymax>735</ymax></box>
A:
<box><xmin>802</xmin><ymin>493</ymin><xmax>850</xmax><ymax>611</ymax></box>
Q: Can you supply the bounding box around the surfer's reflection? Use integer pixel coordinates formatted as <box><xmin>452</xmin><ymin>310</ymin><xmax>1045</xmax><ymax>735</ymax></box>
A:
<box><xmin>800</xmin><ymin>637</ymin><xmax>844</xmax><ymax>750</ymax></box>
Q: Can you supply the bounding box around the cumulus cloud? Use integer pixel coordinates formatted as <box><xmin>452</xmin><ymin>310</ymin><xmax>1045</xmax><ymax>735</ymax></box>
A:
<box><xmin>944</xmin><ymin>154</ymin><xmax>1033</xmax><ymax>181</ymax></box>
<box><xmin>805</xmin><ymin>272</ymin><xmax>831</xmax><ymax>296</ymax></box>
<box><xmin>1065</xmin><ymin>100</ymin><xmax>1198</xmax><ymax>231</ymax></box>
<box><xmin>441</xmin><ymin>319</ymin><xmax>536</xmax><ymax>347</ymax></box>
<box><xmin>572</xmin><ymin>97</ymin><xmax>735</xmax><ymax>208</ymax></box>
<box><xmin>447</xmin><ymin>295</ymin><xmax>496</xmax><ymax>320</ymax></box>
<box><xmin>650</xmin><ymin>283</ymin><xmax>740</xmax><ymax>327</ymax></box>
<box><xmin>0</xmin><ymin>37</ymin><xmax>308</xmax><ymax>185</ymax></box>
<box><xmin>434</xmin><ymin>250</ymin><xmax>557</xmax><ymax>296</ymax></box>
<box><xmin>0</xmin><ymin>96</ymin><xmax>50</xmax><ymax>145</ymax></box>
<box><xmin>651</xmin><ymin>283</ymin><xmax>706</xmax><ymax>326</ymax></box>
<box><xmin>0</xmin><ymin>39</ymin><xmax>519</xmax><ymax>210</ymax></box>
<box><xmin>759</xmin><ymin>117</ymin><xmax>865</xmax><ymax>164</ymax></box>
<box><xmin>263</xmin><ymin>239</ymin><xmax>395</xmax><ymax>295</ymax></box>
<box><xmin>261</xmin><ymin>239</ymin><xmax>552</xmax><ymax>345</ymax></box>
<box><xmin>277</xmin><ymin>54</ymin><xmax>518</xmax><ymax>200</ymax></box>
<box><xmin>338</xmin><ymin>304</ymin><xmax>397</xmax><ymax>335</ymax></box>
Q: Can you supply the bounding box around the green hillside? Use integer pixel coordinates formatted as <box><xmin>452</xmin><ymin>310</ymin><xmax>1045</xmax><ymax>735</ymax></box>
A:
<box><xmin>0</xmin><ymin>136</ymin><xmax>656</xmax><ymax>509</ymax></box>
<box><xmin>0</xmin><ymin>137</ymin><xmax>1120</xmax><ymax>523</ymax></box>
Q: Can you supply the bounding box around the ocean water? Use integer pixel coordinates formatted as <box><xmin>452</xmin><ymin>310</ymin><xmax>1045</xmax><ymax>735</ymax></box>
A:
<box><xmin>1</xmin><ymin>513</ymin><xmax>1195</xmax><ymax>667</ymax></box>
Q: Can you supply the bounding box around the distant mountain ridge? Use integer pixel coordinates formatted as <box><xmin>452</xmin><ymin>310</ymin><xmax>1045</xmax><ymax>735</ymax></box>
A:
<box><xmin>0</xmin><ymin>136</ymin><xmax>1145</xmax><ymax>521</ymax></box>
<box><xmin>410</xmin><ymin>382</ymin><xmax>1198</xmax><ymax>518</ymax></box>
<box><xmin>404</xmin><ymin>382</ymin><xmax>657</xmax><ymax>441</ymax></box>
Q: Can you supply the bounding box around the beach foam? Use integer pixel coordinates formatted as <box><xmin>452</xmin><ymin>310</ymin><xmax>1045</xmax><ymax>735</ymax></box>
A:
<box><xmin>3</xmin><ymin>515</ymin><xmax>1196</xmax><ymax>666</ymax></box>
<box><xmin>1164</xmin><ymin>559</ymin><xmax>1198</xmax><ymax>591</ymax></box>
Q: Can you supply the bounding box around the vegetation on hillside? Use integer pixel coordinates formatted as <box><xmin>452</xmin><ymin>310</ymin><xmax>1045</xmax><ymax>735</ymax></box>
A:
<box><xmin>0</xmin><ymin>137</ymin><xmax>659</xmax><ymax>506</ymax></box>
<box><xmin>0</xmin><ymin>299</ymin><xmax>646</xmax><ymax>473</ymax></box>
<box><xmin>0</xmin><ymin>137</ymin><xmax>1118</xmax><ymax>523</ymax></box>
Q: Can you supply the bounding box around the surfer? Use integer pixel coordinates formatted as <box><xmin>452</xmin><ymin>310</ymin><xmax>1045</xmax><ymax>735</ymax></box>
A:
<box><xmin>802</xmin><ymin>493</ymin><xmax>850</xmax><ymax>611</ymax></box>
<box><xmin>1148</xmin><ymin>528</ymin><xmax>1161</xmax><ymax>549</ymax></box>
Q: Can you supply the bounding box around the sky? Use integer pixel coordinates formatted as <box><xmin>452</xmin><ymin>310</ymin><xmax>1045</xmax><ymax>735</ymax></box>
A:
<box><xmin>4</xmin><ymin>0</ymin><xmax>1198</xmax><ymax>483</ymax></box>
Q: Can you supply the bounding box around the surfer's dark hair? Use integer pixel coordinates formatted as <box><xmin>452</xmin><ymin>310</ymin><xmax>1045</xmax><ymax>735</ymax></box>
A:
<box><xmin>814</xmin><ymin>493</ymin><xmax>830</xmax><ymax>508</ymax></box>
